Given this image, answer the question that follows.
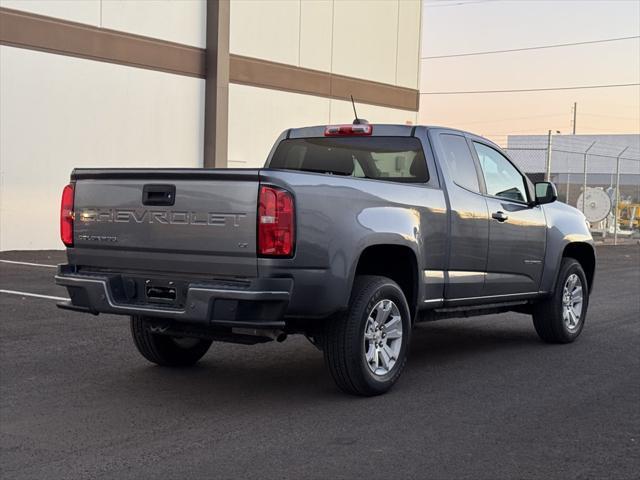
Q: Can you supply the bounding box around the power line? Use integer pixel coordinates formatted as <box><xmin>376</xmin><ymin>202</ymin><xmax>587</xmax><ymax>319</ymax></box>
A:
<box><xmin>600</xmin><ymin>103</ymin><xmax>640</xmax><ymax>112</ymax></box>
<box><xmin>422</xmin><ymin>35</ymin><xmax>640</xmax><ymax>59</ymax></box>
<box><xmin>453</xmin><ymin>113</ymin><xmax>566</xmax><ymax>125</ymax></box>
<box><xmin>420</xmin><ymin>83</ymin><xmax>640</xmax><ymax>95</ymax></box>
<box><xmin>581</xmin><ymin>113</ymin><xmax>640</xmax><ymax>121</ymax></box>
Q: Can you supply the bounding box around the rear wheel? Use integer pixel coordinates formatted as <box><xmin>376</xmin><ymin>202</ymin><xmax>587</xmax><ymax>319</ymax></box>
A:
<box><xmin>323</xmin><ymin>275</ymin><xmax>411</xmax><ymax>396</ymax></box>
<box><xmin>532</xmin><ymin>258</ymin><xmax>589</xmax><ymax>343</ymax></box>
<box><xmin>130</xmin><ymin>316</ymin><xmax>212</xmax><ymax>367</ymax></box>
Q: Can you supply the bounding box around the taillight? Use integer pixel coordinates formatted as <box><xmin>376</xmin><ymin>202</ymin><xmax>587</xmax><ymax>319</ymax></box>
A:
<box><xmin>324</xmin><ymin>124</ymin><xmax>373</xmax><ymax>136</ymax></box>
<box><xmin>60</xmin><ymin>183</ymin><xmax>74</xmax><ymax>247</ymax></box>
<box><xmin>258</xmin><ymin>186</ymin><xmax>294</xmax><ymax>257</ymax></box>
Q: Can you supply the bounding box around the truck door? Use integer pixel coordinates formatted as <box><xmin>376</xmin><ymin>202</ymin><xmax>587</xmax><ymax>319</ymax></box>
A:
<box><xmin>431</xmin><ymin>132</ymin><xmax>489</xmax><ymax>299</ymax></box>
<box><xmin>470</xmin><ymin>141</ymin><xmax>546</xmax><ymax>295</ymax></box>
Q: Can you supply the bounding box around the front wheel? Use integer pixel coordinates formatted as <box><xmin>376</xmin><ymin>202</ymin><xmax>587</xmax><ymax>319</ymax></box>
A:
<box><xmin>532</xmin><ymin>258</ymin><xmax>589</xmax><ymax>343</ymax></box>
<box><xmin>323</xmin><ymin>275</ymin><xmax>411</xmax><ymax>396</ymax></box>
<box><xmin>130</xmin><ymin>316</ymin><xmax>212</xmax><ymax>367</ymax></box>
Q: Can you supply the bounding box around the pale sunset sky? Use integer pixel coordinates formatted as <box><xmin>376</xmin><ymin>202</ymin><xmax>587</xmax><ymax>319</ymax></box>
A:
<box><xmin>419</xmin><ymin>0</ymin><xmax>640</xmax><ymax>145</ymax></box>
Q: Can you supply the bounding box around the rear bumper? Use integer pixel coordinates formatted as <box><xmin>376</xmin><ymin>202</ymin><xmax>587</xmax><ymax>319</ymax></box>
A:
<box><xmin>55</xmin><ymin>265</ymin><xmax>292</xmax><ymax>328</ymax></box>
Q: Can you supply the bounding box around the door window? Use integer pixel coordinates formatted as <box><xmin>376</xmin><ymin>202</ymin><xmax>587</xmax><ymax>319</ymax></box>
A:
<box><xmin>473</xmin><ymin>142</ymin><xmax>528</xmax><ymax>202</ymax></box>
<box><xmin>439</xmin><ymin>134</ymin><xmax>480</xmax><ymax>192</ymax></box>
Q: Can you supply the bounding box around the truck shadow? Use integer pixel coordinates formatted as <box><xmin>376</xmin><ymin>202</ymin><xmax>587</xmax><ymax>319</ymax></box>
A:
<box><xmin>409</xmin><ymin>316</ymin><xmax>541</xmax><ymax>365</ymax></box>
<box><xmin>103</xmin><ymin>315</ymin><xmax>543</xmax><ymax>405</ymax></box>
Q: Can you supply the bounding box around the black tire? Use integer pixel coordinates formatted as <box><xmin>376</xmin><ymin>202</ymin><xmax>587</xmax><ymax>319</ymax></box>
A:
<box><xmin>130</xmin><ymin>316</ymin><xmax>212</xmax><ymax>367</ymax></box>
<box><xmin>323</xmin><ymin>275</ymin><xmax>411</xmax><ymax>396</ymax></box>
<box><xmin>532</xmin><ymin>258</ymin><xmax>589</xmax><ymax>343</ymax></box>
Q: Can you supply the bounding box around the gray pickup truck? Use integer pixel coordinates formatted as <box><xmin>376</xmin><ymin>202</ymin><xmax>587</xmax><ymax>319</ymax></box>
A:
<box><xmin>56</xmin><ymin>123</ymin><xmax>595</xmax><ymax>396</ymax></box>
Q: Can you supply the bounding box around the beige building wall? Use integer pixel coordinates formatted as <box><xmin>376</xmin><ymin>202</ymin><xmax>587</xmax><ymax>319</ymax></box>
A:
<box><xmin>0</xmin><ymin>0</ymin><xmax>206</xmax><ymax>46</ymax></box>
<box><xmin>230</xmin><ymin>0</ymin><xmax>421</xmax><ymax>89</ymax></box>
<box><xmin>0</xmin><ymin>0</ymin><xmax>102</xmax><ymax>25</ymax></box>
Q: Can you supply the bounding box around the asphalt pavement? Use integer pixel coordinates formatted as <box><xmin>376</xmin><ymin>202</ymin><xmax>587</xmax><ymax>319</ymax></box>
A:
<box><xmin>1</xmin><ymin>246</ymin><xmax>639</xmax><ymax>479</ymax></box>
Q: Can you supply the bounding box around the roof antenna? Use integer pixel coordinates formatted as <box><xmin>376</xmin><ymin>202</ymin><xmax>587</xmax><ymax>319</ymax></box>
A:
<box><xmin>350</xmin><ymin>95</ymin><xmax>368</xmax><ymax>125</ymax></box>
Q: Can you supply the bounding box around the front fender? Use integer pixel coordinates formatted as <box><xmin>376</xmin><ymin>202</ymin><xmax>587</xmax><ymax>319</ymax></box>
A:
<box><xmin>540</xmin><ymin>201</ymin><xmax>595</xmax><ymax>294</ymax></box>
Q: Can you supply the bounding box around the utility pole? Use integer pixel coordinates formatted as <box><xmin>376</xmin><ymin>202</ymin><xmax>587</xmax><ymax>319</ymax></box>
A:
<box><xmin>566</xmin><ymin>162</ymin><xmax>571</xmax><ymax>204</ymax></box>
<box><xmin>613</xmin><ymin>146</ymin><xmax>629</xmax><ymax>245</ymax></box>
<box><xmin>572</xmin><ymin>102</ymin><xmax>577</xmax><ymax>135</ymax></box>
<box><xmin>545</xmin><ymin>130</ymin><xmax>553</xmax><ymax>182</ymax></box>
<box><xmin>582</xmin><ymin>141</ymin><xmax>597</xmax><ymax>213</ymax></box>
<box><xmin>545</xmin><ymin>130</ymin><xmax>560</xmax><ymax>182</ymax></box>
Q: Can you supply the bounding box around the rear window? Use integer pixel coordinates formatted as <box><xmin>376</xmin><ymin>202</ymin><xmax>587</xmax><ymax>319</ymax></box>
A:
<box><xmin>269</xmin><ymin>137</ymin><xmax>429</xmax><ymax>183</ymax></box>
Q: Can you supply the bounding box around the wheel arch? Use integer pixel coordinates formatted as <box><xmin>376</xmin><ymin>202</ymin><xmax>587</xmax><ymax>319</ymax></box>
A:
<box><xmin>352</xmin><ymin>244</ymin><xmax>419</xmax><ymax>320</ymax></box>
<box><xmin>562</xmin><ymin>242</ymin><xmax>596</xmax><ymax>292</ymax></box>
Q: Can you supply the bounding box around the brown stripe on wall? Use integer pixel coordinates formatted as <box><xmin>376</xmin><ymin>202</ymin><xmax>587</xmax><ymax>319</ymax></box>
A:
<box><xmin>0</xmin><ymin>7</ymin><xmax>206</xmax><ymax>78</ymax></box>
<box><xmin>330</xmin><ymin>73</ymin><xmax>419</xmax><ymax>112</ymax></box>
<box><xmin>230</xmin><ymin>55</ymin><xmax>419</xmax><ymax>111</ymax></box>
<box><xmin>230</xmin><ymin>55</ymin><xmax>331</xmax><ymax>98</ymax></box>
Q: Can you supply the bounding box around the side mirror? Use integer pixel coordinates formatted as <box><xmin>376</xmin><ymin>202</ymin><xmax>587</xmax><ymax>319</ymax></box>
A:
<box><xmin>534</xmin><ymin>181</ymin><xmax>558</xmax><ymax>205</ymax></box>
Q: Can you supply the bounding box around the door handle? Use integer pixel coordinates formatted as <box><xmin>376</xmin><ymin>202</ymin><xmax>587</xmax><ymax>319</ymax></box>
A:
<box><xmin>491</xmin><ymin>211</ymin><xmax>508</xmax><ymax>222</ymax></box>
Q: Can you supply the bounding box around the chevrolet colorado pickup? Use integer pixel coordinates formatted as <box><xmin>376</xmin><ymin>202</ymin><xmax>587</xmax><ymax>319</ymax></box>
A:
<box><xmin>56</xmin><ymin>123</ymin><xmax>595</xmax><ymax>396</ymax></box>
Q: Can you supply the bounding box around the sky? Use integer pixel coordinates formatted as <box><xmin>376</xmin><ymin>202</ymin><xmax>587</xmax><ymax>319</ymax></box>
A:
<box><xmin>419</xmin><ymin>0</ymin><xmax>640</xmax><ymax>146</ymax></box>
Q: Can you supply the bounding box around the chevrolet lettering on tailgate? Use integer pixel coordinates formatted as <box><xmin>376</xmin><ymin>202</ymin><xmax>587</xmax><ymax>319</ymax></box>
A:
<box><xmin>78</xmin><ymin>208</ymin><xmax>246</xmax><ymax>227</ymax></box>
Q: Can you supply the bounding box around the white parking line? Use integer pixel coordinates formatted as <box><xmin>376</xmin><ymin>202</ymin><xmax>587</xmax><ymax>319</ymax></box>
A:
<box><xmin>0</xmin><ymin>289</ymin><xmax>68</xmax><ymax>302</ymax></box>
<box><xmin>0</xmin><ymin>260</ymin><xmax>57</xmax><ymax>268</ymax></box>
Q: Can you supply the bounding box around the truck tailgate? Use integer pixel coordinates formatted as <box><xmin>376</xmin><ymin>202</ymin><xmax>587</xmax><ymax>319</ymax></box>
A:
<box><xmin>69</xmin><ymin>169</ymin><xmax>259</xmax><ymax>277</ymax></box>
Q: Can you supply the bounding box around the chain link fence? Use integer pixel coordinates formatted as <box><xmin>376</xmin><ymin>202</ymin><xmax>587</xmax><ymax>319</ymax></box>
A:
<box><xmin>502</xmin><ymin>135</ymin><xmax>640</xmax><ymax>243</ymax></box>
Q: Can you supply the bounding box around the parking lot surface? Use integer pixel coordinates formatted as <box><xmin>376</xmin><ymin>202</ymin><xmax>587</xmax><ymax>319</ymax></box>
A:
<box><xmin>1</xmin><ymin>245</ymin><xmax>639</xmax><ymax>479</ymax></box>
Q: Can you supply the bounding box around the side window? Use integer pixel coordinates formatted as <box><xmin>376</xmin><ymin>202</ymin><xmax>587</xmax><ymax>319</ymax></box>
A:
<box><xmin>353</xmin><ymin>158</ymin><xmax>366</xmax><ymax>177</ymax></box>
<box><xmin>367</xmin><ymin>151</ymin><xmax>427</xmax><ymax>181</ymax></box>
<box><xmin>473</xmin><ymin>142</ymin><xmax>528</xmax><ymax>203</ymax></box>
<box><xmin>439</xmin><ymin>134</ymin><xmax>480</xmax><ymax>192</ymax></box>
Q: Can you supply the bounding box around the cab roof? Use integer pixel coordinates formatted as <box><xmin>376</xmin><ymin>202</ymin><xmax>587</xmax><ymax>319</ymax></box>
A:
<box><xmin>284</xmin><ymin>124</ymin><xmax>502</xmax><ymax>150</ymax></box>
